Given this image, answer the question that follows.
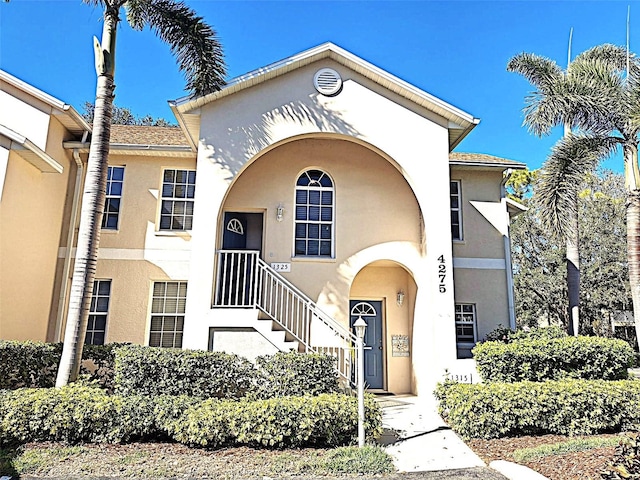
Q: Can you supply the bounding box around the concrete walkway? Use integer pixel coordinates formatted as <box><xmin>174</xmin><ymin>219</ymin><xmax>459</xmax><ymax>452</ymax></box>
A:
<box><xmin>377</xmin><ymin>394</ymin><xmax>547</xmax><ymax>480</ymax></box>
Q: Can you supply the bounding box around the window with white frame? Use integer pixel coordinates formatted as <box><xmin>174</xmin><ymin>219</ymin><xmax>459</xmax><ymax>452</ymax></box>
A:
<box><xmin>102</xmin><ymin>166</ymin><xmax>124</xmax><ymax>230</ymax></box>
<box><xmin>160</xmin><ymin>169</ymin><xmax>196</xmax><ymax>230</ymax></box>
<box><xmin>149</xmin><ymin>281</ymin><xmax>187</xmax><ymax>348</ymax></box>
<box><xmin>455</xmin><ymin>303</ymin><xmax>477</xmax><ymax>358</ymax></box>
<box><xmin>85</xmin><ymin>279</ymin><xmax>111</xmax><ymax>345</ymax></box>
<box><xmin>450</xmin><ymin>180</ymin><xmax>462</xmax><ymax>241</ymax></box>
<box><xmin>295</xmin><ymin>169</ymin><xmax>334</xmax><ymax>257</ymax></box>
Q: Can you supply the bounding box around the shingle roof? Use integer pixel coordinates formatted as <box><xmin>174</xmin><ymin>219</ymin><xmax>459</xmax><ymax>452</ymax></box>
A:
<box><xmin>449</xmin><ymin>152</ymin><xmax>526</xmax><ymax>169</ymax></box>
<box><xmin>109</xmin><ymin>125</ymin><xmax>189</xmax><ymax>146</ymax></box>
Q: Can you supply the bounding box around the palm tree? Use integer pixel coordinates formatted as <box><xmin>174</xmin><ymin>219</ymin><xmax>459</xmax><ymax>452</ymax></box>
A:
<box><xmin>510</xmin><ymin>44</ymin><xmax>640</xmax><ymax>349</ymax></box>
<box><xmin>507</xmin><ymin>52</ymin><xmax>584</xmax><ymax>335</ymax></box>
<box><xmin>55</xmin><ymin>0</ymin><xmax>226</xmax><ymax>387</ymax></box>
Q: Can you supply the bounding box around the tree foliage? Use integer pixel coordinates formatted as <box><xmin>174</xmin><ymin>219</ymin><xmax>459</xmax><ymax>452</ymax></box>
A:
<box><xmin>511</xmin><ymin>169</ymin><xmax>631</xmax><ymax>334</ymax></box>
<box><xmin>81</xmin><ymin>102</ymin><xmax>176</xmax><ymax>126</ymax></box>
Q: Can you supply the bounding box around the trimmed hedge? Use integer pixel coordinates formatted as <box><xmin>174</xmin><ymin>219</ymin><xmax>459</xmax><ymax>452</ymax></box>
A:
<box><xmin>254</xmin><ymin>351</ymin><xmax>338</xmax><ymax>398</ymax></box>
<box><xmin>0</xmin><ymin>385</ymin><xmax>382</xmax><ymax>448</ymax></box>
<box><xmin>473</xmin><ymin>335</ymin><xmax>634</xmax><ymax>382</ymax></box>
<box><xmin>114</xmin><ymin>346</ymin><xmax>340</xmax><ymax>399</ymax></box>
<box><xmin>114</xmin><ymin>345</ymin><xmax>257</xmax><ymax>399</ymax></box>
<box><xmin>0</xmin><ymin>341</ymin><xmax>125</xmax><ymax>390</ymax></box>
<box><xmin>435</xmin><ymin>379</ymin><xmax>640</xmax><ymax>439</ymax></box>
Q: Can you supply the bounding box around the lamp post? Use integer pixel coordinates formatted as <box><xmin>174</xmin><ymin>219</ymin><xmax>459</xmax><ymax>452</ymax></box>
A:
<box><xmin>353</xmin><ymin>316</ymin><xmax>367</xmax><ymax>448</ymax></box>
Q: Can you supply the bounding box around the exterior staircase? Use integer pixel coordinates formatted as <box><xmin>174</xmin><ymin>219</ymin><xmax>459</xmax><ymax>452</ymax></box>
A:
<box><xmin>214</xmin><ymin>250</ymin><xmax>357</xmax><ymax>386</ymax></box>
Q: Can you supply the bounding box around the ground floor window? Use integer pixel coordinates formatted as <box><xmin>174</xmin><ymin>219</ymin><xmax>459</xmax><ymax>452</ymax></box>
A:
<box><xmin>85</xmin><ymin>279</ymin><xmax>111</xmax><ymax>345</ymax></box>
<box><xmin>455</xmin><ymin>303</ymin><xmax>477</xmax><ymax>358</ymax></box>
<box><xmin>149</xmin><ymin>281</ymin><xmax>187</xmax><ymax>348</ymax></box>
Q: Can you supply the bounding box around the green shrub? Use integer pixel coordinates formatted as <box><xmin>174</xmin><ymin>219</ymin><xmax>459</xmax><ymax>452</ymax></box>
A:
<box><xmin>473</xmin><ymin>335</ymin><xmax>634</xmax><ymax>382</ymax></box>
<box><xmin>167</xmin><ymin>393</ymin><xmax>381</xmax><ymax>448</ymax></box>
<box><xmin>0</xmin><ymin>341</ymin><xmax>62</xmax><ymax>389</ymax></box>
<box><xmin>323</xmin><ymin>445</ymin><xmax>395</xmax><ymax>474</ymax></box>
<box><xmin>0</xmin><ymin>387</ymin><xmax>382</xmax><ymax>448</ymax></box>
<box><xmin>254</xmin><ymin>352</ymin><xmax>339</xmax><ymax>398</ymax></box>
<box><xmin>0</xmin><ymin>341</ymin><xmax>127</xmax><ymax>390</ymax></box>
<box><xmin>435</xmin><ymin>379</ymin><xmax>640</xmax><ymax>439</ymax></box>
<box><xmin>601</xmin><ymin>433</ymin><xmax>640</xmax><ymax>479</ymax></box>
<box><xmin>114</xmin><ymin>345</ymin><xmax>258</xmax><ymax>399</ymax></box>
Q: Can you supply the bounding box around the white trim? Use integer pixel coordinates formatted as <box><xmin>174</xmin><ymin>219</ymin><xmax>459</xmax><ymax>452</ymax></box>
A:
<box><xmin>0</xmin><ymin>124</ymin><xmax>63</xmax><ymax>173</ymax></box>
<box><xmin>452</xmin><ymin>257</ymin><xmax>506</xmax><ymax>270</ymax></box>
<box><xmin>58</xmin><ymin>247</ymin><xmax>191</xmax><ymax>261</ymax></box>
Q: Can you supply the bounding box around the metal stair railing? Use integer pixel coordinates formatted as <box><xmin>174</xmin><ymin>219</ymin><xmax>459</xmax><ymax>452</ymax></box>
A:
<box><xmin>214</xmin><ymin>250</ymin><xmax>357</xmax><ymax>386</ymax></box>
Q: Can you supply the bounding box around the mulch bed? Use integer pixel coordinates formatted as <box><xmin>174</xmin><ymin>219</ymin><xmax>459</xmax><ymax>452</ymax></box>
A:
<box><xmin>467</xmin><ymin>434</ymin><xmax>620</xmax><ymax>480</ymax></box>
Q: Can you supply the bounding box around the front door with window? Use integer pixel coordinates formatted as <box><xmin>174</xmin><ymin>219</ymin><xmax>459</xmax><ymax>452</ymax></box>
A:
<box><xmin>218</xmin><ymin>212</ymin><xmax>263</xmax><ymax>305</ymax></box>
<box><xmin>350</xmin><ymin>300</ymin><xmax>384</xmax><ymax>389</ymax></box>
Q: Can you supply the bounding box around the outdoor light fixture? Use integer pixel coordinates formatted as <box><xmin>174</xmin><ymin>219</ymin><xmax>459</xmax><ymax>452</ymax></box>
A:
<box><xmin>397</xmin><ymin>290</ymin><xmax>405</xmax><ymax>307</ymax></box>
<box><xmin>276</xmin><ymin>204</ymin><xmax>284</xmax><ymax>222</ymax></box>
<box><xmin>353</xmin><ymin>316</ymin><xmax>367</xmax><ymax>448</ymax></box>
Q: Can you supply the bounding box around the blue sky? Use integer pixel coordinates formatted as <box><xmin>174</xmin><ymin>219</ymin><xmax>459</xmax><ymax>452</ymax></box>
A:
<box><xmin>0</xmin><ymin>0</ymin><xmax>635</xmax><ymax>170</ymax></box>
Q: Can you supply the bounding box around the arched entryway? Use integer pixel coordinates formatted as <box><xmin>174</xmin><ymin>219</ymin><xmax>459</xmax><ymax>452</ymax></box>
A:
<box><xmin>350</xmin><ymin>260</ymin><xmax>417</xmax><ymax>394</ymax></box>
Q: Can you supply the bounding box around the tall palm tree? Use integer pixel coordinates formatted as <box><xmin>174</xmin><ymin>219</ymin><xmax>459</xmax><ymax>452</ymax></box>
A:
<box><xmin>55</xmin><ymin>0</ymin><xmax>226</xmax><ymax>387</ymax></box>
<box><xmin>507</xmin><ymin>52</ymin><xmax>583</xmax><ymax>335</ymax></box>
<box><xmin>511</xmin><ymin>44</ymin><xmax>640</xmax><ymax>349</ymax></box>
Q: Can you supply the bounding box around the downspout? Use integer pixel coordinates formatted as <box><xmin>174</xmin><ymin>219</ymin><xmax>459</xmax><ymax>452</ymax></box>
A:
<box><xmin>54</xmin><ymin>144</ymin><xmax>86</xmax><ymax>341</ymax></box>
<box><xmin>501</xmin><ymin>169</ymin><xmax>517</xmax><ymax>330</ymax></box>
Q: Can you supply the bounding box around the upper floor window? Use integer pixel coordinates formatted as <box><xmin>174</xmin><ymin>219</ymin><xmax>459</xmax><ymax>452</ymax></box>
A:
<box><xmin>450</xmin><ymin>180</ymin><xmax>462</xmax><ymax>241</ymax></box>
<box><xmin>85</xmin><ymin>279</ymin><xmax>111</xmax><ymax>345</ymax></box>
<box><xmin>160</xmin><ymin>169</ymin><xmax>196</xmax><ymax>231</ymax></box>
<box><xmin>295</xmin><ymin>169</ymin><xmax>334</xmax><ymax>257</ymax></box>
<box><xmin>102</xmin><ymin>166</ymin><xmax>124</xmax><ymax>230</ymax></box>
<box><xmin>455</xmin><ymin>303</ymin><xmax>477</xmax><ymax>358</ymax></box>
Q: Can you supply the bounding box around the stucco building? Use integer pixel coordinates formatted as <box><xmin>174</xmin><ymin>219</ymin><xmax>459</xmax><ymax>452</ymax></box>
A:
<box><xmin>0</xmin><ymin>44</ymin><xmax>525</xmax><ymax>395</ymax></box>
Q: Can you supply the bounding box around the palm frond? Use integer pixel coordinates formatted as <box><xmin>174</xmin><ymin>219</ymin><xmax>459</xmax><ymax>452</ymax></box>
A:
<box><xmin>507</xmin><ymin>53</ymin><xmax>563</xmax><ymax>90</ymax></box>
<box><xmin>536</xmin><ymin>134</ymin><xmax>619</xmax><ymax>238</ymax></box>
<box><xmin>125</xmin><ymin>0</ymin><xmax>226</xmax><ymax>96</ymax></box>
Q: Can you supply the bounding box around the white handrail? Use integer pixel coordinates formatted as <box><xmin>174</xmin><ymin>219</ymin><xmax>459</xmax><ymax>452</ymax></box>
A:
<box><xmin>214</xmin><ymin>250</ymin><xmax>356</xmax><ymax>385</ymax></box>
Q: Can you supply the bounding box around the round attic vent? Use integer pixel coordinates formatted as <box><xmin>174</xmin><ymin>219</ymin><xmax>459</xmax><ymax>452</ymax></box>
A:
<box><xmin>313</xmin><ymin>68</ymin><xmax>342</xmax><ymax>96</ymax></box>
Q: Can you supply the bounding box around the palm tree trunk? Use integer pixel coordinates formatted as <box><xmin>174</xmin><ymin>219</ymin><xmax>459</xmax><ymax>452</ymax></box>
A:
<box><xmin>56</xmin><ymin>9</ymin><xmax>118</xmax><ymax>387</ymax></box>
<box><xmin>624</xmin><ymin>143</ymin><xmax>640</xmax><ymax>352</ymax></box>
<box><xmin>566</xmin><ymin>213</ymin><xmax>580</xmax><ymax>336</ymax></box>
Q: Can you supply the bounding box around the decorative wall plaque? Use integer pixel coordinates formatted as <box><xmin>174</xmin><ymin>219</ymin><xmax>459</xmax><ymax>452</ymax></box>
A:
<box><xmin>392</xmin><ymin>335</ymin><xmax>410</xmax><ymax>357</ymax></box>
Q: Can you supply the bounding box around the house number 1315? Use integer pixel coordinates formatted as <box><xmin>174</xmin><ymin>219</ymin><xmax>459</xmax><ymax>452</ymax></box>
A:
<box><xmin>437</xmin><ymin>255</ymin><xmax>446</xmax><ymax>293</ymax></box>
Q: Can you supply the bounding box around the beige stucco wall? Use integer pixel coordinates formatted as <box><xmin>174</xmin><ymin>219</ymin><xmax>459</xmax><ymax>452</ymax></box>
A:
<box><xmin>221</xmin><ymin>137</ymin><xmax>421</xmax><ymax>321</ymax></box>
<box><xmin>0</xmin><ymin>117</ymin><xmax>74</xmax><ymax>341</ymax></box>
<box><xmin>451</xmin><ymin>168</ymin><xmax>506</xmax><ymax>259</ymax></box>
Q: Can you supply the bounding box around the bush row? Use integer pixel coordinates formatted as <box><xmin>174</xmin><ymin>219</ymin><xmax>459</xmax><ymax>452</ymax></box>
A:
<box><xmin>473</xmin><ymin>335</ymin><xmax>634</xmax><ymax>382</ymax></box>
<box><xmin>0</xmin><ymin>342</ymin><xmax>339</xmax><ymax>399</ymax></box>
<box><xmin>0</xmin><ymin>385</ymin><xmax>381</xmax><ymax>448</ymax></box>
<box><xmin>114</xmin><ymin>347</ymin><xmax>338</xmax><ymax>399</ymax></box>
<box><xmin>0</xmin><ymin>341</ymin><xmax>124</xmax><ymax>390</ymax></box>
<box><xmin>435</xmin><ymin>379</ymin><xmax>640</xmax><ymax>439</ymax></box>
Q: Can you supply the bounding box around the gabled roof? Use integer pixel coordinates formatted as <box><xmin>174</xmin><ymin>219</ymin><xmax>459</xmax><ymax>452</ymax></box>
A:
<box><xmin>63</xmin><ymin>125</ymin><xmax>194</xmax><ymax>158</ymax></box>
<box><xmin>0</xmin><ymin>69</ymin><xmax>91</xmax><ymax>137</ymax></box>
<box><xmin>449</xmin><ymin>152</ymin><xmax>526</xmax><ymax>170</ymax></box>
<box><xmin>169</xmin><ymin>42</ymin><xmax>480</xmax><ymax>151</ymax></box>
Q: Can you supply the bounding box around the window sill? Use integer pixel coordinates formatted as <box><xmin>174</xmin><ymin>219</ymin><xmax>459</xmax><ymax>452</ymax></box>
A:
<box><xmin>291</xmin><ymin>256</ymin><xmax>336</xmax><ymax>263</ymax></box>
<box><xmin>100</xmin><ymin>229</ymin><xmax>120</xmax><ymax>234</ymax></box>
<box><xmin>155</xmin><ymin>230</ymin><xmax>192</xmax><ymax>239</ymax></box>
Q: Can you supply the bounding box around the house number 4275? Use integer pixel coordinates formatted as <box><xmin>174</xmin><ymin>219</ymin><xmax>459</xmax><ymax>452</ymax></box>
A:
<box><xmin>437</xmin><ymin>255</ymin><xmax>446</xmax><ymax>293</ymax></box>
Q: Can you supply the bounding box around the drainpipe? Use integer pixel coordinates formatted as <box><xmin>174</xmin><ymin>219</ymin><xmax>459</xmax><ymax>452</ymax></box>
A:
<box><xmin>54</xmin><ymin>144</ymin><xmax>86</xmax><ymax>341</ymax></box>
<box><xmin>501</xmin><ymin>169</ymin><xmax>517</xmax><ymax>330</ymax></box>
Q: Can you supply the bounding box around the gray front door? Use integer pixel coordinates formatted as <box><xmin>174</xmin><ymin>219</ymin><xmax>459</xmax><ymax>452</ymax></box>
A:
<box><xmin>350</xmin><ymin>300</ymin><xmax>384</xmax><ymax>389</ymax></box>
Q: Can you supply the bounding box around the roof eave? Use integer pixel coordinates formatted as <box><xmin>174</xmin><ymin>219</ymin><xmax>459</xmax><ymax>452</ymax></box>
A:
<box><xmin>0</xmin><ymin>123</ymin><xmax>64</xmax><ymax>173</ymax></box>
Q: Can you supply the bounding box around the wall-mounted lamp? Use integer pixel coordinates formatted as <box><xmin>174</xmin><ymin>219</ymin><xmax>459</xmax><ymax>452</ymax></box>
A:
<box><xmin>397</xmin><ymin>290</ymin><xmax>405</xmax><ymax>307</ymax></box>
<box><xmin>276</xmin><ymin>203</ymin><xmax>284</xmax><ymax>222</ymax></box>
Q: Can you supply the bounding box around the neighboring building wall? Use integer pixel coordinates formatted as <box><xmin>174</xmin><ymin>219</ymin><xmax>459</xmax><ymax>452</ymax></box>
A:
<box><xmin>0</xmin><ymin>117</ymin><xmax>74</xmax><ymax>340</ymax></box>
<box><xmin>450</xmin><ymin>167</ymin><xmax>510</xmax><ymax>348</ymax></box>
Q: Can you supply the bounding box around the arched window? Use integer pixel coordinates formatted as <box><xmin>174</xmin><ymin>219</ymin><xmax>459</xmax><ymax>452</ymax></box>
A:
<box><xmin>295</xmin><ymin>169</ymin><xmax>334</xmax><ymax>257</ymax></box>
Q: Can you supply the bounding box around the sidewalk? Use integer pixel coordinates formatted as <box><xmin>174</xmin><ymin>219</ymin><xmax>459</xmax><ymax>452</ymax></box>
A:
<box><xmin>377</xmin><ymin>394</ymin><xmax>547</xmax><ymax>480</ymax></box>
